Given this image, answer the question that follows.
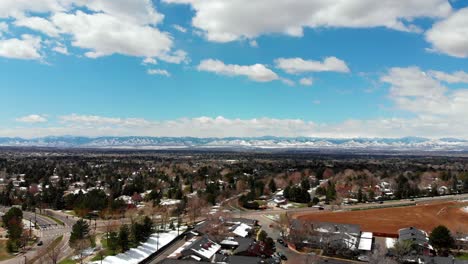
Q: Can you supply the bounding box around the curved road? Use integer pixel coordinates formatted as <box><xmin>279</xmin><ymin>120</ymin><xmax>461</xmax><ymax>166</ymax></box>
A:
<box><xmin>0</xmin><ymin>207</ymin><xmax>75</xmax><ymax>264</ymax></box>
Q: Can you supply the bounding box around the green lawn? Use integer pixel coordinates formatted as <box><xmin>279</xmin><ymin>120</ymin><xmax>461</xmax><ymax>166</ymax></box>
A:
<box><xmin>456</xmin><ymin>253</ymin><xmax>468</xmax><ymax>260</ymax></box>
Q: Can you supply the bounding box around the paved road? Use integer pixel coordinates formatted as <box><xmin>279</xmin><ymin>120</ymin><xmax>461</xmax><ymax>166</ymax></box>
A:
<box><xmin>0</xmin><ymin>208</ymin><xmax>75</xmax><ymax>264</ymax></box>
<box><xmin>238</xmin><ymin>193</ymin><xmax>468</xmax><ymax>217</ymax></box>
<box><xmin>232</xmin><ymin>193</ymin><xmax>468</xmax><ymax>263</ymax></box>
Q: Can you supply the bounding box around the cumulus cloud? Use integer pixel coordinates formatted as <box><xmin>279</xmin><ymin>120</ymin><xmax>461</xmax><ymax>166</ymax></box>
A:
<box><xmin>173</xmin><ymin>24</ymin><xmax>187</xmax><ymax>33</ymax></box>
<box><xmin>429</xmin><ymin>70</ymin><xmax>468</xmax><ymax>84</ymax></box>
<box><xmin>51</xmin><ymin>11</ymin><xmax>172</xmax><ymax>59</ymax></box>
<box><xmin>16</xmin><ymin>114</ymin><xmax>48</xmax><ymax>123</ymax></box>
<box><xmin>381</xmin><ymin>66</ymin><xmax>468</xmax><ymax>117</ymax></box>
<box><xmin>197</xmin><ymin>59</ymin><xmax>279</xmax><ymax>82</ymax></box>
<box><xmin>0</xmin><ymin>0</ymin><xmax>186</xmax><ymax>63</ymax></box>
<box><xmin>426</xmin><ymin>7</ymin><xmax>468</xmax><ymax>58</ymax></box>
<box><xmin>281</xmin><ymin>78</ymin><xmax>295</xmax><ymax>86</ymax></box>
<box><xmin>147</xmin><ymin>69</ymin><xmax>171</xmax><ymax>77</ymax></box>
<box><xmin>275</xmin><ymin>57</ymin><xmax>350</xmax><ymax>74</ymax></box>
<box><xmin>52</xmin><ymin>42</ymin><xmax>69</xmax><ymax>55</ymax></box>
<box><xmin>300</xmin><ymin>77</ymin><xmax>313</xmax><ymax>86</ymax></box>
<box><xmin>0</xmin><ymin>34</ymin><xmax>42</xmax><ymax>60</ymax></box>
<box><xmin>163</xmin><ymin>0</ymin><xmax>452</xmax><ymax>42</ymax></box>
<box><xmin>0</xmin><ymin>22</ymin><xmax>8</xmax><ymax>37</ymax></box>
<box><xmin>0</xmin><ymin>0</ymin><xmax>68</xmax><ymax>18</ymax></box>
<box><xmin>14</xmin><ymin>16</ymin><xmax>60</xmax><ymax>37</ymax></box>
<box><xmin>6</xmin><ymin>113</ymin><xmax>468</xmax><ymax>139</ymax></box>
<box><xmin>249</xmin><ymin>40</ymin><xmax>258</xmax><ymax>47</ymax></box>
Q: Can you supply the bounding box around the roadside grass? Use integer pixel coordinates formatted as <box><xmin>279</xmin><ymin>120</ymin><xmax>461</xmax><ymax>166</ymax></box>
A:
<box><xmin>90</xmin><ymin>234</ymin><xmax>119</xmax><ymax>262</ymax></box>
<box><xmin>42</xmin><ymin>214</ymin><xmax>65</xmax><ymax>226</ymax></box>
<box><xmin>27</xmin><ymin>235</ymin><xmax>63</xmax><ymax>263</ymax></box>
<box><xmin>456</xmin><ymin>252</ymin><xmax>468</xmax><ymax>260</ymax></box>
<box><xmin>290</xmin><ymin>202</ymin><xmax>308</xmax><ymax>208</ymax></box>
<box><xmin>350</xmin><ymin>203</ymin><xmax>416</xmax><ymax>211</ymax></box>
<box><xmin>0</xmin><ymin>240</ymin><xmax>13</xmax><ymax>261</ymax></box>
<box><xmin>58</xmin><ymin>259</ymin><xmax>76</xmax><ymax>264</ymax></box>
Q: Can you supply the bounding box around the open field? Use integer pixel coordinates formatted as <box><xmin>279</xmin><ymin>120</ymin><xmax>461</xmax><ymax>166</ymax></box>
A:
<box><xmin>294</xmin><ymin>200</ymin><xmax>468</xmax><ymax>235</ymax></box>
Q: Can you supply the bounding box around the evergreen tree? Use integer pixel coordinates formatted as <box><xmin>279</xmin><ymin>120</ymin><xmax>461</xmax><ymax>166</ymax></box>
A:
<box><xmin>70</xmin><ymin>219</ymin><xmax>90</xmax><ymax>245</ymax></box>
<box><xmin>118</xmin><ymin>225</ymin><xmax>130</xmax><ymax>251</ymax></box>
<box><xmin>268</xmin><ymin>179</ymin><xmax>277</xmax><ymax>193</ymax></box>
<box><xmin>429</xmin><ymin>225</ymin><xmax>454</xmax><ymax>254</ymax></box>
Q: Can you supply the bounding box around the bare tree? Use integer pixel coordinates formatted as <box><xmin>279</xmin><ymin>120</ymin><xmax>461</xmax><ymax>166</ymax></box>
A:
<box><xmin>186</xmin><ymin>196</ymin><xmax>207</xmax><ymax>225</ymax></box>
<box><xmin>393</xmin><ymin>240</ymin><xmax>413</xmax><ymax>263</ymax></box>
<box><xmin>369</xmin><ymin>243</ymin><xmax>397</xmax><ymax>264</ymax></box>
<box><xmin>201</xmin><ymin>211</ymin><xmax>232</xmax><ymax>242</ymax></box>
<box><xmin>38</xmin><ymin>241</ymin><xmax>62</xmax><ymax>264</ymax></box>
<box><xmin>71</xmin><ymin>239</ymin><xmax>91</xmax><ymax>264</ymax></box>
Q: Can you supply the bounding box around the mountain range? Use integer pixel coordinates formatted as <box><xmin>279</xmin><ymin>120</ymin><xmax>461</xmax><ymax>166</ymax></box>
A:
<box><xmin>1</xmin><ymin>136</ymin><xmax>468</xmax><ymax>151</ymax></box>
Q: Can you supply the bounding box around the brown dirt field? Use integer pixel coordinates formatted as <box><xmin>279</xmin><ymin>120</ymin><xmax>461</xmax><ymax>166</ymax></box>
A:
<box><xmin>294</xmin><ymin>201</ymin><xmax>468</xmax><ymax>235</ymax></box>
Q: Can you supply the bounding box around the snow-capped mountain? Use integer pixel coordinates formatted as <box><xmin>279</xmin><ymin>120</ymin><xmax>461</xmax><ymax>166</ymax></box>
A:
<box><xmin>1</xmin><ymin>136</ymin><xmax>468</xmax><ymax>151</ymax></box>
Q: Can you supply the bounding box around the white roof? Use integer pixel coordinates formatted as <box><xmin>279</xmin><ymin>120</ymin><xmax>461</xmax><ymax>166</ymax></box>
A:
<box><xmin>358</xmin><ymin>232</ymin><xmax>373</xmax><ymax>251</ymax></box>
<box><xmin>191</xmin><ymin>243</ymin><xmax>221</xmax><ymax>260</ymax></box>
<box><xmin>220</xmin><ymin>240</ymin><xmax>239</xmax><ymax>246</ymax></box>
<box><xmin>358</xmin><ymin>237</ymin><xmax>372</xmax><ymax>251</ymax></box>
<box><xmin>232</xmin><ymin>223</ymin><xmax>251</xmax><ymax>238</ymax></box>
<box><xmin>361</xmin><ymin>232</ymin><xmax>373</xmax><ymax>239</ymax></box>
<box><xmin>386</xmin><ymin>238</ymin><xmax>396</xmax><ymax>249</ymax></box>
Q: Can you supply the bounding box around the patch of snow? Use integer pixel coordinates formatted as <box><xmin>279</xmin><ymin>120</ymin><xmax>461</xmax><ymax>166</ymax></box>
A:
<box><xmin>462</xmin><ymin>206</ymin><xmax>468</xmax><ymax>213</ymax></box>
<box><xmin>386</xmin><ymin>238</ymin><xmax>396</xmax><ymax>249</ymax></box>
<box><xmin>90</xmin><ymin>228</ymin><xmax>185</xmax><ymax>264</ymax></box>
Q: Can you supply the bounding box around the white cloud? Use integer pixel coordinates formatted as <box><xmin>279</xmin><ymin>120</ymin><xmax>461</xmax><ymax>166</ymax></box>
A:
<box><xmin>381</xmin><ymin>67</ymin><xmax>468</xmax><ymax>117</ymax></box>
<box><xmin>14</xmin><ymin>16</ymin><xmax>60</xmax><ymax>37</ymax></box>
<box><xmin>275</xmin><ymin>57</ymin><xmax>350</xmax><ymax>74</ymax></box>
<box><xmin>83</xmin><ymin>0</ymin><xmax>163</xmax><ymax>25</ymax></box>
<box><xmin>0</xmin><ymin>34</ymin><xmax>42</xmax><ymax>60</ymax></box>
<box><xmin>6</xmin><ymin>113</ymin><xmax>468</xmax><ymax>139</ymax></box>
<box><xmin>0</xmin><ymin>22</ymin><xmax>8</xmax><ymax>37</ymax></box>
<box><xmin>197</xmin><ymin>59</ymin><xmax>279</xmax><ymax>82</ymax></box>
<box><xmin>300</xmin><ymin>77</ymin><xmax>313</xmax><ymax>86</ymax></box>
<box><xmin>426</xmin><ymin>7</ymin><xmax>468</xmax><ymax>58</ymax></box>
<box><xmin>163</xmin><ymin>0</ymin><xmax>452</xmax><ymax>42</ymax></box>
<box><xmin>52</xmin><ymin>42</ymin><xmax>69</xmax><ymax>55</ymax></box>
<box><xmin>0</xmin><ymin>0</ymin><xmax>68</xmax><ymax>19</ymax></box>
<box><xmin>51</xmin><ymin>11</ymin><xmax>173</xmax><ymax>59</ymax></box>
<box><xmin>0</xmin><ymin>0</ymin><xmax>185</xmax><ymax>62</ymax></box>
<box><xmin>429</xmin><ymin>70</ymin><xmax>468</xmax><ymax>83</ymax></box>
<box><xmin>173</xmin><ymin>24</ymin><xmax>187</xmax><ymax>33</ymax></box>
<box><xmin>147</xmin><ymin>69</ymin><xmax>171</xmax><ymax>77</ymax></box>
<box><xmin>16</xmin><ymin>114</ymin><xmax>48</xmax><ymax>123</ymax></box>
<box><xmin>281</xmin><ymin>78</ymin><xmax>295</xmax><ymax>86</ymax></box>
<box><xmin>157</xmin><ymin>49</ymin><xmax>188</xmax><ymax>64</ymax></box>
<box><xmin>249</xmin><ymin>40</ymin><xmax>258</xmax><ymax>47</ymax></box>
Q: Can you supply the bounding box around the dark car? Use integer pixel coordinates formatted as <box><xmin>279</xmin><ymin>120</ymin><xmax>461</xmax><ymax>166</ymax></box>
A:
<box><xmin>277</xmin><ymin>238</ymin><xmax>285</xmax><ymax>245</ymax></box>
<box><xmin>277</xmin><ymin>252</ymin><xmax>287</xmax><ymax>260</ymax></box>
<box><xmin>37</xmin><ymin>241</ymin><xmax>43</xmax><ymax>246</ymax></box>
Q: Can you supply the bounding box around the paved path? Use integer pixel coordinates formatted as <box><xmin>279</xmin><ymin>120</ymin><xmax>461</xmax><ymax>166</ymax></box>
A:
<box><xmin>0</xmin><ymin>208</ymin><xmax>76</xmax><ymax>264</ymax></box>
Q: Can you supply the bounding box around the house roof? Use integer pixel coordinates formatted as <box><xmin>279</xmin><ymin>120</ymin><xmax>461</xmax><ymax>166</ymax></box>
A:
<box><xmin>399</xmin><ymin>227</ymin><xmax>429</xmax><ymax>247</ymax></box>
<box><xmin>181</xmin><ymin>236</ymin><xmax>221</xmax><ymax>261</ymax></box>
<box><xmin>232</xmin><ymin>223</ymin><xmax>252</xmax><ymax>238</ymax></box>
<box><xmin>358</xmin><ymin>232</ymin><xmax>373</xmax><ymax>251</ymax></box>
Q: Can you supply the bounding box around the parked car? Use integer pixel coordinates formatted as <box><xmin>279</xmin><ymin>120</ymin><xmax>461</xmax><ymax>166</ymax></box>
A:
<box><xmin>277</xmin><ymin>252</ymin><xmax>287</xmax><ymax>260</ymax></box>
<box><xmin>37</xmin><ymin>241</ymin><xmax>43</xmax><ymax>246</ymax></box>
<box><xmin>358</xmin><ymin>255</ymin><xmax>370</xmax><ymax>262</ymax></box>
<box><xmin>276</xmin><ymin>238</ymin><xmax>285</xmax><ymax>245</ymax></box>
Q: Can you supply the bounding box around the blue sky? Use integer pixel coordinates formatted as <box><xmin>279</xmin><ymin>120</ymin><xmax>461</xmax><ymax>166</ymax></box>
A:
<box><xmin>1</xmin><ymin>0</ymin><xmax>468</xmax><ymax>138</ymax></box>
